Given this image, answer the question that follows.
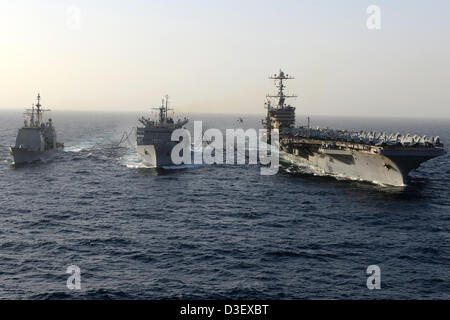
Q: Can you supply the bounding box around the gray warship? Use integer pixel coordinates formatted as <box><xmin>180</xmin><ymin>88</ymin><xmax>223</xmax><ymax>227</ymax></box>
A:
<box><xmin>10</xmin><ymin>94</ymin><xmax>64</xmax><ymax>165</ymax></box>
<box><xmin>263</xmin><ymin>70</ymin><xmax>446</xmax><ymax>186</ymax></box>
<box><xmin>136</xmin><ymin>95</ymin><xmax>188</xmax><ymax>167</ymax></box>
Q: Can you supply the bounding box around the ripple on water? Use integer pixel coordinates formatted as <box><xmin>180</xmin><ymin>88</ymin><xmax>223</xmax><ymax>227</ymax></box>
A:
<box><xmin>0</xmin><ymin>113</ymin><xmax>449</xmax><ymax>299</ymax></box>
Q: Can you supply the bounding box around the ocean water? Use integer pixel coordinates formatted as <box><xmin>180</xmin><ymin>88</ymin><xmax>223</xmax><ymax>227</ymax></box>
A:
<box><xmin>0</xmin><ymin>110</ymin><xmax>449</xmax><ymax>299</ymax></box>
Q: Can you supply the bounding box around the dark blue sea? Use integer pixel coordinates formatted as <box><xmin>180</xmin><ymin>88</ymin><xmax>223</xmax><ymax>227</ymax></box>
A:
<box><xmin>0</xmin><ymin>110</ymin><xmax>449</xmax><ymax>299</ymax></box>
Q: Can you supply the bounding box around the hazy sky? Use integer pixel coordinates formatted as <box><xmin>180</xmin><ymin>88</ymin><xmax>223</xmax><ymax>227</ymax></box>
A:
<box><xmin>1</xmin><ymin>0</ymin><xmax>449</xmax><ymax>118</ymax></box>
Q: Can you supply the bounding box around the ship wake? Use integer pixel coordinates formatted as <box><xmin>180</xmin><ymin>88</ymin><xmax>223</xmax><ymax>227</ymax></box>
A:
<box><xmin>280</xmin><ymin>152</ymin><xmax>397</xmax><ymax>187</ymax></box>
<box><xmin>121</xmin><ymin>148</ymin><xmax>204</xmax><ymax>170</ymax></box>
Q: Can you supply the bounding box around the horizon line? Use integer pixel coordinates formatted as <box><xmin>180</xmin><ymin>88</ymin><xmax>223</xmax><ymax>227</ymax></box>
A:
<box><xmin>0</xmin><ymin>107</ymin><xmax>449</xmax><ymax>121</ymax></box>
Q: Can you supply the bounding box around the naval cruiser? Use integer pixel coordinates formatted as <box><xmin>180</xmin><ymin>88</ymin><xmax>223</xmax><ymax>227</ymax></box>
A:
<box><xmin>136</xmin><ymin>95</ymin><xmax>188</xmax><ymax>167</ymax></box>
<box><xmin>10</xmin><ymin>94</ymin><xmax>64</xmax><ymax>165</ymax></box>
<box><xmin>263</xmin><ymin>70</ymin><xmax>446</xmax><ymax>186</ymax></box>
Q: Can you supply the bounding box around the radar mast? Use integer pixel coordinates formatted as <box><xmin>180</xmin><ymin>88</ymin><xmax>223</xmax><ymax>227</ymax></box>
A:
<box><xmin>153</xmin><ymin>95</ymin><xmax>174</xmax><ymax>124</ymax></box>
<box><xmin>267</xmin><ymin>70</ymin><xmax>297</xmax><ymax>108</ymax></box>
<box><xmin>24</xmin><ymin>93</ymin><xmax>51</xmax><ymax>127</ymax></box>
<box><xmin>263</xmin><ymin>70</ymin><xmax>297</xmax><ymax>143</ymax></box>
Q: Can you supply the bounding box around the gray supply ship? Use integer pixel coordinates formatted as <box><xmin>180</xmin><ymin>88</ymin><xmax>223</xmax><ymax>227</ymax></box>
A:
<box><xmin>263</xmin><ymin>70</ymin><xmax>446</xmax><ymax>186</ymax></box>
<box><xmin>136</xmin><ymin>95</ymin><xmax>188</xmax><ymax>167</ymax></box>
<box><xmin>10</xmin><ymin>94</ymin><xmax>64</xmax><ymax>165</ymax></box>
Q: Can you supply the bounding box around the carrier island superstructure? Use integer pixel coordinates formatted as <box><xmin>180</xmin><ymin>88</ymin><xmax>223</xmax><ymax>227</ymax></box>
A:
<box><xmin>136</xmin><ymin>95</ymin><xmax>188</xmax><ymax>167</ymax></box>
<box><xmin>263</xmin><ymin>70</ymin><xmax>446</xmax><ymax>186</ymax></box>
<box><xmin>10</xmin><ymin>94</ymin><xmax>64</xmax><ymax>164</ymax></box>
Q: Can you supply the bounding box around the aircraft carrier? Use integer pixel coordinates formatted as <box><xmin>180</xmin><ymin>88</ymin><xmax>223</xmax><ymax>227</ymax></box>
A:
<box><xmin>136</xmin><ymin>95</ymin><xmax>188</xmax><ymax>167</ymax></box>
<box><xmin>10</xmin><ymin>94</ymin><xmax>64</xmax><ymax>165</ymax></box>
<box><xmin>263</xmin><ymin>70</ymin><xmax>446</xmax><ymax>186</ymax></box>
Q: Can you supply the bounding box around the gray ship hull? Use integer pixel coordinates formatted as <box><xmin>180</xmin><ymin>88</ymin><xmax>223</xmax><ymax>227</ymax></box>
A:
<box><xmin>136</xmin><ymin>142</ymin><xmax>176</xmax><ymax>167</ymax></box>
<box><xmin>10</xmin><ymin>147</ymin><xmax>62</xmax><ymax>165</ymax></box>
<box><xmin>281</xmin><ymin>145</ymin><xmax>445</xmax><ymax>186</ymax></box>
